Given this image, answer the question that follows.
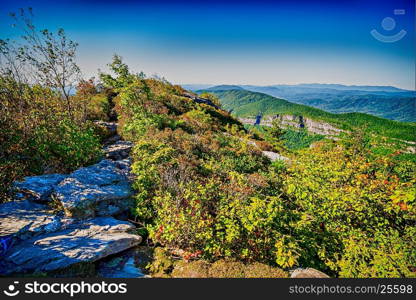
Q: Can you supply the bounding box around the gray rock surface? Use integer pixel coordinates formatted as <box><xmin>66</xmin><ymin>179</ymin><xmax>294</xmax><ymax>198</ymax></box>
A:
<box><xmin>291</xmin><ymin>268</ymin><xmax>330</xmax><ymax>278</ymax></box>
<box><xmin>0</xmin><ymin>217</ymin><xmax>141</xmax><ymax>276</ymax></box>
<box><xmin>104</xmin><ymin>140</ymin><xmax>133</xmax><ymax>160</ymax></box>
<box><xmin>13</xmin><ymin>174</ymin><xmax>66</xmax><ymax>202</ymax></box>
<box><xmin>0</xmin><ymin>200</ymin><xmax>63</xmax><ymax>241</ymax></box>
<box><xmin>239</xmin><ymin>114</ymin><xmax>345</xmax><ymax>138</ymax></box>
<box><xmin>54</xmin><ymin>159</ymin><xmax>134</xmax><ymax>218</ymax></box>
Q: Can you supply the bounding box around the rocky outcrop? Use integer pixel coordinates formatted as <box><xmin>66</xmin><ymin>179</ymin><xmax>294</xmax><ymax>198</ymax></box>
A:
<box><xmin>302</xmin><ymin>118</ymin><xmax>344</xmax><ymax>136</ymax></box>
<box><xmin>239</xmin><ymin>114</ymin><xmax>345</xmax><ymax>137</ymax></box>
<box><xmin>55</xmin><ymin>159</ymin><xmax>134</xmax><ymax>219</ymax></box>
<box><xmin>0</xmin><ymin>216</ymin><xmax>141</xmax><ymax>276</ymax></box>
<box><xmin>10</xmin><ymin>159</ymin><xmax>134</xmax><ymax>219</ymax></box>
<box><xmin>0</xmin><ymin>198</ymin><xmax>142</xmax><ymax>276</ymax></box>
<box><xmin>0</xmin><ymin>122</ymin><xmax>143</xmax><ymax>276</ymax></box>
<box><xmin>406</xmin><ymin>146</ymin><xmax>416</xmax><ymax>154</ymax></box>
<box><xmin>13</xmin><ymin>174</ymin><xmax>66</xmax><ymax>202</ymax></box>
<box><xmin>183</xmin><ymin>92</ymin><xmax>221</xmax><ymax>110</ymax></box>
<box><xmin>103</xmin><ymin>140</ymin><xmax>133</xmax><ymax>160</ymax></box>
<box><xmin>11</xmin><ymin>126</ymin><xmax>135</xmax><ymax>219</ymax></box>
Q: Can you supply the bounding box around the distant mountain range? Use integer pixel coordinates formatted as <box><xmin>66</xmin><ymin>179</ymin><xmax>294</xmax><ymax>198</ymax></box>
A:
<box><xmin>267</xmin><ymin>83</ymin><xmax>411</xmax><ymax>93</ymax></box>
<box><xmin>196</xmin><ymin>87</ymin><xmax>416</xmax><ymax>142</ymax></box>
<box><xmin>185</xmin><ymin>83</ymin><xmax>416</xmax><ymax>122</ymax></box>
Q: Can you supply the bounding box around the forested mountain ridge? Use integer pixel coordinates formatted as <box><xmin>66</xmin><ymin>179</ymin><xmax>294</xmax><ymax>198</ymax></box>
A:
<box><xmin>190</xmin><ymin>84</ymin><xmax>416</xmax><ymax>122</ymax></box>
<box><xmin>198</xmin><ymin>88</ymin><xmax>416</xmax><ymax>143</ymax></box>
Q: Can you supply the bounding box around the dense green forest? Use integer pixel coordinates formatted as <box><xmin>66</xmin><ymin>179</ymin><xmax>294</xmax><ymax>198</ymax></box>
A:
<box><xmin>98</xmin><ymin>58</ymin><xmax>415</xmax><ymax>278</ymax></box>
<box><xmin>231</xmin><ymin>84</ymin><xmax>416</xmax><ymax>122</ymax></box>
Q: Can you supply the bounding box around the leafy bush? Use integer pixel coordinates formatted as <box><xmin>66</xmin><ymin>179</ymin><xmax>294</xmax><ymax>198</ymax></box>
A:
<box><xmin>277</xmin><ymin>140</ymin><xmax>416</xmax><ymax>277</ymax></box>
<box><xmin>0</xmin><ymin>119</ymin><xmax>34</xmax><ymax>202</ymax></box>
<box><xmin>198</xmin><ymin>92</ymin><xmax>222</xmax><ymax>108</ymax></box>
<box><xmin>103</xmin><ymin>56</ymin><xmax>416</xmax><ymax>278</ymax></box>
<box><xmin>0</xmin><ymin>12</ymin><xmax>103</xmax><ymax>202</ymax></box>
<box><xmin>182</xmin><ymin>109</ymin><xmax>214</xmax><ymax>132</ymax></box>
<box><xmin>31</xmin><ymin>118</ymin><xmax>102</xmax><ymax>172</ymax></box>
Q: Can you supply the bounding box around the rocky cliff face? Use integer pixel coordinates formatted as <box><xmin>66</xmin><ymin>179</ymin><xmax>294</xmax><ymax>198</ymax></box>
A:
<box><xmin>239</xmin><ymin>114</ymin><xmax>345</xmax><ymax>137</ymax></box>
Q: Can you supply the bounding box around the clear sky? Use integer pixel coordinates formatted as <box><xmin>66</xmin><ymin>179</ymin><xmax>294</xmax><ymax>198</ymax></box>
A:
<box><xmin>1</xmin><ymin>0</ymin><xmax>415</xmax><ymax>89</ymax></box>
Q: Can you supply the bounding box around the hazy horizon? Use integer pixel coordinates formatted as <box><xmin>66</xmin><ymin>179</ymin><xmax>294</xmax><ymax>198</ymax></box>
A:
<box><xmin>179</xmin><ymin>82</ymin><xmax>414</xmax><ymax>91</ymax></box>
<box><xmin>1</xmin><ymin>0</ymin><xmax>415</xmax><ymax>90</ymax></box>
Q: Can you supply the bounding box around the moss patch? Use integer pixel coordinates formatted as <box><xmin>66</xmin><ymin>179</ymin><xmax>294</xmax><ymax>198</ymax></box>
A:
<box><xmin>147</xmin><ymin>247</ymin><xmax>175</xmax><ymax>277</ymax></box>
<box><xmin>151</xmin><ymin>253</ymin><xmax>289</xmax><ymax>278</ymax></box>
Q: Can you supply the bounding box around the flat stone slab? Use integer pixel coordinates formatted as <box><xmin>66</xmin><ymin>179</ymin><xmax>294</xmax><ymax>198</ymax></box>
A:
<box><xmin>13</xmin><ymin>174</ymin><xmax>66</xmax><ymax>202</ymax></box>
<box><xmin>54</xmin><ymin>159</ymin><xmax>134</xmax><ymax>218</ymax></box>
<box><xmin>104</xmin><ymin>141</ymin><xmax>133</xmax><ymax>160</ymax></box>
<box><xmin>0</xmin><ymin>217</ymin><xmax>142</xmax><ymax>276</ymax></box>
<box><xmin>0</xmin><ymin>200</ymin><xmax>63</xmax><ymax>241</ymax></box>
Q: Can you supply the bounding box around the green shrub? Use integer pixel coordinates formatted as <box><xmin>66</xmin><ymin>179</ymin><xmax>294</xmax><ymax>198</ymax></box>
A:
<box><xmin>102</xmin><ymin>56</ymin><xmax>416</xmax><ymax>278</ymax></box>
<box><xmin>0</xmin><ymin>19</ymin><xmax>106</xmax><ymax>202</ymax></box>
<box><xmin>0</xmin><ymin>120</ymin><xmax>34</xmax><ymax>202</ymax></box>
<box><xmin>31</xmin><ymin>118</ymin><xmax>102</xmax><ymax>172</ymax></box>
<box><xmin>337</xmin><ymin>229</ymin><xmax>416</xmax><ymax>278</ymax></box>
<box><xmin>0</xmin><ymin>79</ymin><xmax>103</xmax><ymax>202</ymax></box>
<box><xmin>278</xmin><ymin>141</ymin><xmax>416</xmax><ymax>277</ymax></box>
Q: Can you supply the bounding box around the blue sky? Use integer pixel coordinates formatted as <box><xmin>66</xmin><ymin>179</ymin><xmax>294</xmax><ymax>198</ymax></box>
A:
<box><xmin>1</xmin><ymin>0</ymin><xmax>415</xmax><ymax>89</ymax></box>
